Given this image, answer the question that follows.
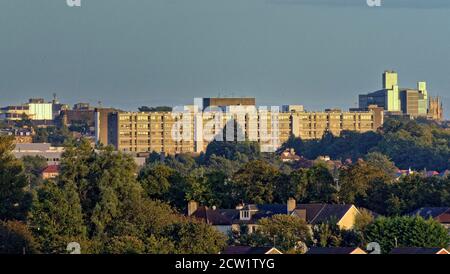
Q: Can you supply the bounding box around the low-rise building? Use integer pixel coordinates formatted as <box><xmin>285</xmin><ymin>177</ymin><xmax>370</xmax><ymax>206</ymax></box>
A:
<box><xmin>42</xmin><ymin>165</ymin><xmax>60</xmax><ymax>179</ymax></box>
<box><xmin>280</xmin><ymin>148</ymin><xmax>301</xmax><ymax>162</ymax></box>
<box><xmin>306</xmin><ymin>247</ymin><xmax>367</xmax><ymax>254</ymax></box>
<box><xmin>221</xmin><ymin>246</ymin><xmax>282</xmax><ymax>255</ymax></box>
<box><xmin>187</xmin><ymin>199</ymin><xmax>362</xmax><ymax>235</ymax></box>
<box><xmin>389</xmin><ymin>248</ymin><xmax>449</xmax><ymax>255</ymax></box>
<box><xmin>13</xmin><ymin>143</ymin><xmax>65</xmax><ymax>165</ymax></box>
<box><xmin>408</xmin><ymin>207</ymin><xmax>450</xmax><ymax>231</ymax></box>
<box><xmin>0</xmin><ymin>128</ymin><xmax>34</xmax><ymax>144</ymax></box>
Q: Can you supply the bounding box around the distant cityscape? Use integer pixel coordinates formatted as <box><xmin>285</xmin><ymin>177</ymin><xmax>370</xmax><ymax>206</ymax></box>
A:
<box><xmin>0</xmin><ymin>70</ymin><xmax>445</xmax><ymax>155</ymax></box>
<box><xmin>1</xmin><ymin>70</ymin><xmax>450</xmax><ymax>256</ymax></box>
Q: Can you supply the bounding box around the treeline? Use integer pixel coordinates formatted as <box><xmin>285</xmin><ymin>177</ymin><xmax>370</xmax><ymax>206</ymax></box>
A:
<box><xmin>140</xmin><ymin>144</ymin><xmax>450</xmax><ymax>216</ymax></box>
<box><xmin>0</xmin><ymin>136</ymin><xmax>226</xmax><ymax>254</ymax></box>
<box><xmin>281</xmin><ymin>118</ymin><xmax>450</xmax><ymax>171</ymax></box>
<box><xmin>1</xmin><ymin>116</ymin><xmax>450</xmax><ymax>253</ymax></box>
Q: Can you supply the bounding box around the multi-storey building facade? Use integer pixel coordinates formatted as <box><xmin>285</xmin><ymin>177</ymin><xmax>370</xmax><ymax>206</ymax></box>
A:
<box><xmin>359</xmin><ymin>71</ymin><xmax>431</xmax><ymax>118</ymax></box>
<box><xmin>103</xmin><ymin>101</ymin><xmax>383</xmax><ymax>155</ymax></box>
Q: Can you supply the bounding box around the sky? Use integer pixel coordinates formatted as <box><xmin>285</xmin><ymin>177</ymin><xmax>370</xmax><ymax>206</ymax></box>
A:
<box><xmin>0</xmin><ymin>0</ymin><xmax>449</xmax><ymax>118</ymax></box>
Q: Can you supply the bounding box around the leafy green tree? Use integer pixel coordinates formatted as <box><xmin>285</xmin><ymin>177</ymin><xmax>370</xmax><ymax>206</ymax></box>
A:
<box><xmin>354</xmin><ymin>208</ymin><xmax>375</xmax><ymax>232</ymax></box>
<box><xmin>0</xmin><ymin>136</ymin><xmax>31</xmax><ymax>221</ymax></box>
<box><xmin>104</xmin><ymin>236</ymin><xmax>145</xmax><ymax>254</ymax></box>
<box><xmin>29</xmin><ymin>181</ymin><xmax>87</xmax><ymax>253</ymax></box>
<box><xmin>22</xmin><ymin>155</ymin><xmax>48</xmax><ymax>188</ymax></box>
<box><xmin>365</xmin><ymin>216</ymin><xmax>450</xmax><ymax>254</ymax></box>
<box><xmin>250</xmin><ymin>215</ymin><xmax>312</xmax><ymax>253</ymax></box>
<box><xmin>161</xmin><ymin>219</ymin><xmax>227</xmax><ymax>254</ymax></box>
<box><xmin>145</xmin><ymin>235</ymin><xmax>176</xmax><ymax>254</ymax></box>
<box><xmin>138</xmin><ymin>164</ymin><xmax>174</xmax><ymax>199</ymax></box>
<box><xmin>0</xmin><ymin>220</ymin><xmax>40</xmax><ymax>254</ymax></box>
<box><xmin>205</xmin><ymin>141</ymin><xmax>260</xmax><ymax>162</ymax></box>
<box><xmin>138</xmin><ymin>106</ymin><xmax>172</xmax><ymax>112</ymax></box>
<box><xmin>305</xmin><ymin>164</ymin><xmax>338</xmax><ymax>203</ymax></box>
<box><xmin>364</xmin><ymin>152</ymin><xmax>397</xmax><ymax>178</ymax></box>
<box><xmin>231</xmin><ymin>160</ymin><xmax>279</xmax><ymax>204</ymax></box>
<box><xmin>33</xmin><ymin>126</ymin><xmax>72</xmax><ymax>146</ymax></box>
<box><xmin>312</xmin><ymin>222</ymin><xmax>342</xmax><ymax>248</ymax></box>
<box><xmin>275</xmin><ymin>170</ymin><xmax>308</xmax><ymax>203</ymax></box>
<box><xmin>339</xmin><ymin>160</ymin><xmax>391</xmax><ymax>204</ymax></box>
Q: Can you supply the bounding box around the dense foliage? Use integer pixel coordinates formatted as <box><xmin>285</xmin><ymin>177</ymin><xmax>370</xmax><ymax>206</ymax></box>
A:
<box><xmin>1</xmin><ymin>117</ymin><xmax>450</xmax><ymax>254</ymax></box>
<box><xmin>280</xmin><ymin>118</ymin><xmax>450</xmax><ymax>171</ymax></box>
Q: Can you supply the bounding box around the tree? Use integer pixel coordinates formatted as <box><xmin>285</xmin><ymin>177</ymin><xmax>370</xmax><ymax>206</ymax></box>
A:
<box><xmin>338</xmin><ymin>160</ymin><xmax>391</xmax><ymax>205</ymax></box>
<box><xmin>304</xmin><ymin>164</ymin><xmax>338</xmax><ymax>203</ymax></box>
<box><xmin>104</xmin><ymin>236</ymin><xmax>145</xmax><ymax>254</ymax></box>
<box><xmin>0</xmin><ymin>136</ymin><xmax>31</xmax><ymax>221</ymax></box>
<box><xmin>33</xmin><ymin>126</ymin><xmax>72</xmax><ymax>146</ymax></box>
<box><xmin>29</xmin><ymin>181</ymin><xmax>87</xmax><ymax>253</ymax></box>
<box><xmin>161</xmin><ymin>219</ymin><xmax>227</xmax><ymax>254</ymax></box>
<box><xmin>231</xmin><ymin>160</ymin><xmax>279</xmax><ymax>204</ymax></box>
<box><xmin>0</xmin><ymin>220</ymin><xmax>40</xmax><ymax>254</ymax></box>
<box><xmin>205</xmin><ymin>141</ymin><xmax>260</xmax><ymax>162</ymax></box>
<box><xmin>354</xmin><ymin>208</ymin><xmax>375</xmax><ymax>232</ymax></box>
<box><xmin>138</xmin><ymin>106</ymin><xmax>172</xmax><ymax>112</ymax></box>
<box><xmin>249</xmin><ymin>215</ymin><xmax>312</xmax><ymax>253</ymax></box>
<box><xmin>138</xmin><ymin>164</ymin><xmax>174</xmax><ymax>199</ymax></box>
<box><xmin>312</xmin><ymin>222</ymin><xmax>342</xmax><ymax>248</ymax></box>
<box><xmin>275</xmin><ymin>170</ymin><xmax>308</xmax><ymax>203</ymax></box>
<box><xmin>365</xmin><ymin>216</ymin><xmax>450</xmax><ymax>254</ymax></box>
<box><xmin>22</xmin><ymin>155</ymin><xmax>48</xmax><ymax>189</ymax></box>
<box><xmin>364</xmin><ymin>152</ymin><xmax>397</xmax><ymax>178</ymax></box>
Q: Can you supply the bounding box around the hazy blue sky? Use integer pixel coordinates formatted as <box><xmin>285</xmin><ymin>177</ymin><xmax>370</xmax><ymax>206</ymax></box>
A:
<box><xmin>0</xmin><ymin>0</ymin><xmax>449</xmax><ymax>118</ymax></box>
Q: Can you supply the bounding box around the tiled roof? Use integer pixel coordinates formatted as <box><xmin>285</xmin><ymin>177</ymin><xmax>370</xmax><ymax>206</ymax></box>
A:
<box><xmin>295</xmin><ymin>204</ymin><xmax>353</xmax><ymax>225</ymax></box>
<box><xmin>306</xmin><ymin>247</ymin><xmax>365</xmax><ymax>254</ymax></box>
<box><xmin>222</xmin><ymin>246</ymin><xmax>281</xmax><ymax>254</ymax></box>
<box><xmin>192</xmin><ymin>206</ymin><xmax>234</xmax><ymax>226</ymax></box>
<box><xmin>408</xmin><ymin>207</ymin><xmax>450</xmax><ymax>219</ymax></box>
<box><xmin>390</xmin><ymin>248</ymin><xmax>449</xmax><ymax>254</ymax></box>
<box><xmin>42</xmin><ymin>165</ymin><xmax>59</xmax><ymax>174</ymax></box>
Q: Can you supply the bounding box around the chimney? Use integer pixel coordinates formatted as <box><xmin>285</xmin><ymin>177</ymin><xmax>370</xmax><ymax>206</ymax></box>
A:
<box><xmin>187</xmin><ymin>200</ymin><xmax>198</xmax><ymax>216</ymax></box>
<box><xmin>287</xmin><ymin>198</ymin><xmax>296</xmax><ymax>213</ymax></box>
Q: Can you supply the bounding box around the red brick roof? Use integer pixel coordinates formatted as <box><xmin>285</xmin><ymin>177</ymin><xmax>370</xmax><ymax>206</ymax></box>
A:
<box><xmin>43</xmin><ymin>165</ymin><xmax>59</xmax><ymax>174</ymax></box>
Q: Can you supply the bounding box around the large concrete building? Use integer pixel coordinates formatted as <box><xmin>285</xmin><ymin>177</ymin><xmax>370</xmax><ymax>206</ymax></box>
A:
<box><xmin>101</xmin><ymin>98</ymin><xmax>383</xmax><ymax>155</ymax></box>
<box><xmin>359</xmin><ymin>71</ymin><xmax>431</xmax><ymax>118</ymax></box>
<box><xmin>0</xmin><ymin>98</ymin><xmax>66</xmax><ymax>122</ymax></box>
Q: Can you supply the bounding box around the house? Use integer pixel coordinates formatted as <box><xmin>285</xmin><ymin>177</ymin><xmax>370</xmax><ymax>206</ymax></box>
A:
<box><xmin>187</xmin><ymin>198</ymin><xmax>362</xmax><ymax>234</ymax></box>
<box><xmin>408</xmin><ymin>207</ymin><xmax>450</xmax><ymax>231</ymax></box>
<box><xmin>187</xmin><ymin>201</ymin><xmax>286</xmax><ymax>234</ymax></box>
<box><xmin>221</xmin><ymin>246</ymin><xmax>282</xmax><ymax>255</ymax></box>
<box><xmin>306</xmin><ymin>247</ymin><xmax>367</xmax><ymax>254</ymax></box>
<box><xmin>13</xmin><ymin>143</ymin><xmax>64</xmax><ymax>165</ymax></box>
<box><xmin>280</xmin><ymin>148</ymin><xmax>301</xmax><ymax>162</ymax></box>
<box><xmin>389</xmin><ymin>248</ymin><xmax>450</xmax><ymax>255</ymax></box>
<box><xmin>289</xmin><ymin>199</ymin><xmax>361</xmax><ymax>230</ymax></box>
<box><xmin>187</xmin><ymin>201</ymin><xmax>236</xmax><ymax>234</ymax></box>
<box><xmin>42</xmin><ymin>165</ymin><xmax>59</xmax><ymax>179</ymax></box>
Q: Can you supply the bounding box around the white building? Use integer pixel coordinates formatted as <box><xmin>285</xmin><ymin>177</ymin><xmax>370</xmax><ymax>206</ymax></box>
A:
<box><xmin>28</xmin><ymin>102</ymin><xmax>53</xmax><ymax>120</ymax></box>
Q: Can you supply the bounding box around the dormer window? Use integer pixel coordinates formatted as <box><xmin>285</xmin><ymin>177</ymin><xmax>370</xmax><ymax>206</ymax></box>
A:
<box><xmin>240</xmin><ymin>210</ymin><xmax>251</xmax><ymax>220</ymax></box>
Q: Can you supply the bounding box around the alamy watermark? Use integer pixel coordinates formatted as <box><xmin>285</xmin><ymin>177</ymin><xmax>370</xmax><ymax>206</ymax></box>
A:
<box><xmin>67</xmin><ymin>0</ymin><xmax>81</xmax><ymax>7</ymax></box>
<box><xmin>367</xmin><ymin>0</ymin><xmax>382</xmax><ymax>7</ymax></box>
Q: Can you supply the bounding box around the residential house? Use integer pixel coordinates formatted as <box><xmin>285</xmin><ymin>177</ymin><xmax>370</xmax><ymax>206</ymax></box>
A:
<box><xmin>306</xmin><ymin>247</ymin><xmax>367</xmax><ymax>254</ymax></box>
<box><xmin>389</xmin><ymin>248</ymin><xmax>449</xmax><ymax>254</ymax></box>
<box><xmin>280</xmin><ymin>148</ymin><xmax>301</xmax><ymax>162</ymax></box>
<box><xmin>187</xmin><ymin>198</ymin><xmax>362</xmax><ymax>234</ymax></box>
<box><xmin>42</xmin><ymin>165</ymin><xmax>59</xmax><ymax>180</ymax></box>
<box><xmin>221</xmin><ymin>246</ymin><xmax>282</xmax><ymax>255</ymax></box>
<box><xmin>408</xmin><ymin>207</ymin><xmax>450</xmax><ymax>231</ymax></box>
<box><xmin>289</xmin><ymin>199</ymin><xmax>361</xmax><ymax>230</ymax></box>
